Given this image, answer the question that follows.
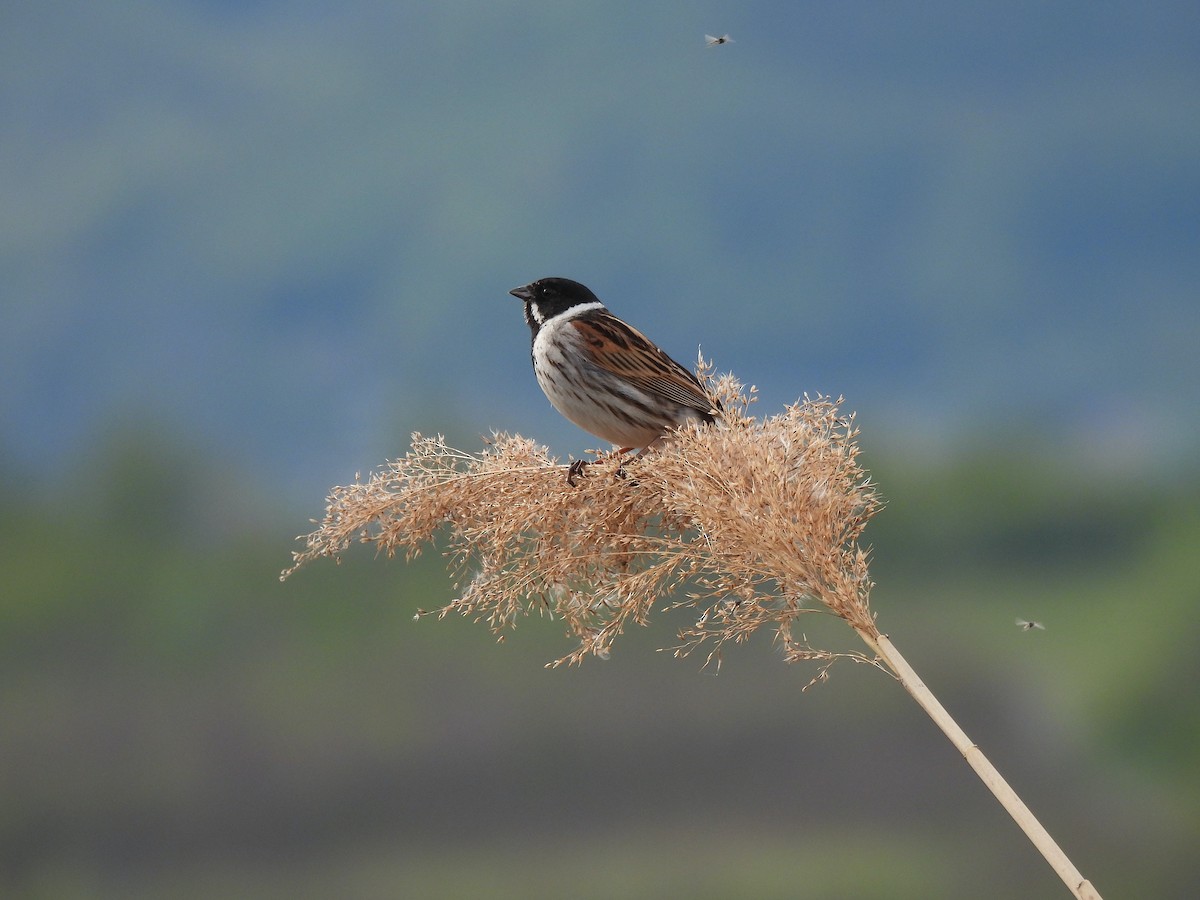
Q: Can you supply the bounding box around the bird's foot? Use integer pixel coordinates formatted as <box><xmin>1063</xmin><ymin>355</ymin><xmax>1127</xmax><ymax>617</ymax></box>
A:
<box><xmin>566</xmin><ymin>458</ymin><xmax>590</xmax><ymax>486</ymax></box>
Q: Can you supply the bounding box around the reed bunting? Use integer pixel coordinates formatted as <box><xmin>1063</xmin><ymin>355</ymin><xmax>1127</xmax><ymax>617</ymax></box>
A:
<box><xmin>508</xmin><ymin>277</ymin><xmax>720</xmax><ymax>466</ymax></box>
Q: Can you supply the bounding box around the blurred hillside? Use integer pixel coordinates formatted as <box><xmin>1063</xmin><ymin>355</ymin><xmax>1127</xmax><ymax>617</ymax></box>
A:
<box><xmin>0</xmin><ymin>432</ymin><xmax>1197</xmax><ymax>898</ymax></box>
<box><xmin>2</xmin><ymin>1</ymin><xmax>1198</xmax><ymax>490</ymax></box>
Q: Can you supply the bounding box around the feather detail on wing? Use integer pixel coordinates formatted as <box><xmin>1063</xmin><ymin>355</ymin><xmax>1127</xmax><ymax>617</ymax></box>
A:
<box><xmin>570</xmin><ymin>313</ymin><xmax>721</xmax><ymax>420</ymax></box>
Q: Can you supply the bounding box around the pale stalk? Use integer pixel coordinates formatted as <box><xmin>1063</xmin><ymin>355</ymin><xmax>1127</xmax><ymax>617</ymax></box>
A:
<box><xmin>853</xmin><ymin>626</ymin><xmax>1103</xmax><ymax>900</ymax></box>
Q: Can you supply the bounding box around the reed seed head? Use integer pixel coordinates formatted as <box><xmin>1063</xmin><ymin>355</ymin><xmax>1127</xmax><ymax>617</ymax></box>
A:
<box><xmin>285</xmin><ymin>362</ymin><xmax>882</xmax><ymax>675</ymax></box>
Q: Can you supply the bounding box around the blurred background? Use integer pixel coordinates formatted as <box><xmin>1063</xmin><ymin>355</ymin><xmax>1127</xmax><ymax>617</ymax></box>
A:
<box><xmin>2</xmin><ymin>1</ymin><xmax>1198</xmax><ymax>897</ymax></box>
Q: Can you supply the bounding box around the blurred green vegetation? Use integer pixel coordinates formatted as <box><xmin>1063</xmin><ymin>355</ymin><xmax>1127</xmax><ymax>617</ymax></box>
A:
<box><xmin>1</xmin><ymin>428</ymin><xmax>1197</xmax><ymax>898</ymax></box>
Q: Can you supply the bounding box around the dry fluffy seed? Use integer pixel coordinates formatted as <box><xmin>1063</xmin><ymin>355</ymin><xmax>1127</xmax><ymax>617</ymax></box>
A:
<box><xmin>284</xmin><ymin>364</ymin><xmax>882</xmax><ymax>671</ymax></box>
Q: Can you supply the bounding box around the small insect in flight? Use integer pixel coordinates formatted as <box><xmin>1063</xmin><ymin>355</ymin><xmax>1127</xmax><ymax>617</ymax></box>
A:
<box><xmin>705</xmin><ymin>34</ymin><xmax>733</xmax><ymax>47</ymax></box>
<box><xmin>1015</xmin><ymin>618</ymin><xmax>1045</xmax><ymax>631</ymax></box>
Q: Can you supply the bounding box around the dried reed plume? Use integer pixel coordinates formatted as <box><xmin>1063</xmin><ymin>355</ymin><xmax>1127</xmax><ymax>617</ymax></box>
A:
<box><xmin>283</xmin><ymin>361</ymin><xmax>1101</xmax><ymax>900</ymax></box>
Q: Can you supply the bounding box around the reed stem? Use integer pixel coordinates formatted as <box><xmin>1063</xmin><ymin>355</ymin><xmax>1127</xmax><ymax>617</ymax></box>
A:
<box><xmin>854</xmin><ymin>627</ymin><xmax>1103</xmax><ymax>900</ymax></box>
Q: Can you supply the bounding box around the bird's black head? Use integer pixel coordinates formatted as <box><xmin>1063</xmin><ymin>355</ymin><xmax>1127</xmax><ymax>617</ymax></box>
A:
<box><xmin>509</xmin><ymin>277</ymin><xmax>603</xmax><ymax>337</ymax></box>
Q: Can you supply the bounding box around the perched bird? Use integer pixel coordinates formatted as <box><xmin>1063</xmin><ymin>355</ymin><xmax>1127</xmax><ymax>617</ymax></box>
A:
<box><xmin>508</xmin><ymin>277</ymin><xmax>720</xmax><ymax>458</ymax></box>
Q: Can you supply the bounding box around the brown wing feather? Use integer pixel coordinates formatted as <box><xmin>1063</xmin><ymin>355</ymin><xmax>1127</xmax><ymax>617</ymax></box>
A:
<box><xmin>570</xmin><ymin>313</ymin><xmax>719</xmax><ymax>418</ymax></box>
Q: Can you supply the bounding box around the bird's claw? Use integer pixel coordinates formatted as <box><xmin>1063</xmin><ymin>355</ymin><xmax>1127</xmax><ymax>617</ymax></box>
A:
<box><xmin>566</xmin><ymin>459</ymin><xmax>590</xmax><ymax>486</ymax></box>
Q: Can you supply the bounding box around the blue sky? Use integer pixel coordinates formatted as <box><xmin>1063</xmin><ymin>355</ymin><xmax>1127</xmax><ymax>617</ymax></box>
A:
<box><xmin>3</xmin><ymin>1</ymin><xmax>1198</xmax><ymax>494</ymax></box>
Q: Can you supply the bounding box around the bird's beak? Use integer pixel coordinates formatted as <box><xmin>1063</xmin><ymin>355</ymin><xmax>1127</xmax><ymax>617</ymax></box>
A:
<box><xmin>509</xmin><ymin>284</ymin><xmax>534</xmax><ymax>302</ymax></box>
